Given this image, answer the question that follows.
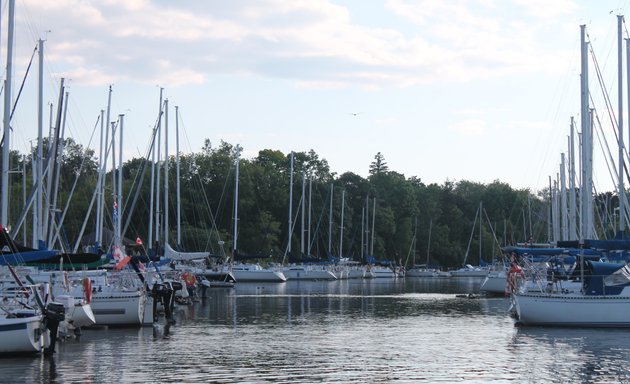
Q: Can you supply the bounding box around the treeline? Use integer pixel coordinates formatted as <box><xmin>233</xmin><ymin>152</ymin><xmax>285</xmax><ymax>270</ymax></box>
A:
<box><xmin>5</xmin><ymin>139</ymin><xmax>554</xmax><ymax>269</ymax></box>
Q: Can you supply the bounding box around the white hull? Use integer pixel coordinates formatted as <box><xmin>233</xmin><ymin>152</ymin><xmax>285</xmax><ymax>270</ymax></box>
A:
<box><xmin>228</xmin><ymin>264</ymin><xmax>287</xmax><ymax>282</ymax></box>
<box><xmin>164</xmin><ymin>243</ymin><xmax>209</xmax><ymax>261</ymax></box>
<box><xmin>82</xmin><ymin>290</ymin><xmax>146</xmax><ymax>326</ymax></box>
<box><xmin>480</xmin><ymin>272</ymin><xmax>507</xmax><ymax>294</ymax></box>
<box><xmin>369</xmin><ymin>267</ymin><xmax>399</xmax><ymax>278</ymax></box>
<box><xmin>346</xmin><ymin>268</ymin><xmax>365</xmax><ymax>279</ymax></box>
<box><xmin>514</xmin><ymin>290</ymin><xmax>630</xmax><ymax>327</ymax></box>
<box><xmin>232</xmin><ymin>269</ymin><xmax>287</xmax><ymax>282</ymax></box>
<box><xmin>450</xmin><ymin>269</ymin><xmax>488</xmax><ymax>277</ymax></box>
<box><xmin>406</xmin><ymin>269</ymin><xmax>438</xmax><ymax>278</ymax></box>
<box><xmin>56</xmin><ymin>295</ymin><xmax>96</xmax><ymax>329</ymax></box>
<box><xmin>283</xmin><ymin>267</ymin><xmax>336</xmax><ymax>280</ymax></box>
<box><xmin>0</xmin><ymin>315</ymin><xmax>47</xmax><ymax>354</ymax></box>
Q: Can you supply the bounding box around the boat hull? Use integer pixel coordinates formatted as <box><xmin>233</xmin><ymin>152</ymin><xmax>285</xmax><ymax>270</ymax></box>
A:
<box><xmin>514</xmin><ymin>293</ymin><xmax>630</xmax><ymax>327</ymax></box>
<box><xmin>283</xmin><ymin>267</ymin><xmax>336</xmax><ymax>280</ymax></box>
<box><xmin>0</xmin><ymin>315</ymin><xmax>46</xmax><ymax>354</ymax></box>
<box><xmin>232</xmin><ymin>270</ymin><xmax>287</xmax><ymax>282</ymax></box>
<box><xmin>480</xmin><ymin>272</ymin><xmax>507</xmax><ymax>294</ymax></box>
<box><xmin>82</xmin><ymin>290</ymin><xmax>146</xmax><ymax>326</ymax></box>
<box><xmin>406</xmin><ymin>269</ymin><xmax>437</xmax><ymax>278</ymax></box>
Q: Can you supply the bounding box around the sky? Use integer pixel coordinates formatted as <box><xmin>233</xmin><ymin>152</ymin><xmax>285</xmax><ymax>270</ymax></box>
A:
<box><xmin>5</xmin><ymin>0</ymin><xmax>630</xmax><ymax>193</ymax></box>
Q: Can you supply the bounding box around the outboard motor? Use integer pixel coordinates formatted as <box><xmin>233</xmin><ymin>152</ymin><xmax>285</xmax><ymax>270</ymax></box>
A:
<box><xmin>44</xmin><ymin>302</ymin><xmax>65</xmax><ymax>355</ymax></box>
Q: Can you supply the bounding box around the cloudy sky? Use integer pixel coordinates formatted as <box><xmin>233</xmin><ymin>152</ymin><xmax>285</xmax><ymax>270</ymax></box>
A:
<box><xmin>5</xmin><ymin>0</ymin><xmax>630</xmax><ymax>192</ymax></box>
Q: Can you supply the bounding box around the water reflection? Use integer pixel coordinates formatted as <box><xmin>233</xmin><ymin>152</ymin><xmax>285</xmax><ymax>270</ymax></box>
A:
<box><xmin>512</xmin><ymin>327</ymin><xmax>630</xmax><ymax>383</ymax></box>
<box><xmin>2</xmin><ymin>277</ymin><xmax>629</xmax><ymax>383</ymax></box>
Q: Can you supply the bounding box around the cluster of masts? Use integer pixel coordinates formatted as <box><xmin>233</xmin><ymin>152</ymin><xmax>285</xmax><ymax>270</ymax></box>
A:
<box><xmin>547</xmin><ymin>16</ymin><xmax>630</xmax><ymax>244</ymax></box>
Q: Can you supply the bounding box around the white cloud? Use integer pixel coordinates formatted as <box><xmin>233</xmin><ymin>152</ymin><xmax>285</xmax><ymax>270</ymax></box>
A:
<box><xmin>450</xmin><ymin>119</ymin><xmax>488</xmax><ymax>136</ymax></box>
<box><xmin>15</xmin><ymin>0</ymin><xmax>582</xmax><ymax>89</ymax></box>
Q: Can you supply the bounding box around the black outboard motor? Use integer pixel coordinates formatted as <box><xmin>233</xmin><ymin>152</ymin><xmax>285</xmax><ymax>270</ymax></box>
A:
<box><xmin>151</xmin><ymin>283</ymin><xmax>171</xmax><ymax>323</ymax></box>
<box><xmin>44</xmin><ymin>302</ymin><xmax>65</xmax><ymax>355</ymax></box>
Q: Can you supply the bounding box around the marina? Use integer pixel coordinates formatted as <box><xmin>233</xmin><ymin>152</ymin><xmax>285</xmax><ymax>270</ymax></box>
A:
<box><xmin>2</xmin><ymin>278</ymin><xmax>630</xmax><ymax>383</ymax></box>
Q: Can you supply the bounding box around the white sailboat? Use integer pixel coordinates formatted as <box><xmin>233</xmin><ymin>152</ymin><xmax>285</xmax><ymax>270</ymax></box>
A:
<box><xmin>407</xmin><ymin>219</ymin><xmax>438</xmax><ymax>278</ymax></box>
<box><xmin>512</xmin><ymin>22</ymin><xmax>630</xmax><ymax>327</ymax></box>
<box><xmin>229</xmin><ymin>151</ymin><xmax>286</xmax><ymax>282</ymax></box>
<box><xmin>451</xmin><ymin>203</ymin><xmax>489</xmax><ymax>278</ymax></box>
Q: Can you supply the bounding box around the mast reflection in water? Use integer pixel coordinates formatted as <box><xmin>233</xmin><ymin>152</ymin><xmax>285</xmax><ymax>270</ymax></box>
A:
<box><xmin>1</xmin><ymin>278</ymin><xmax>629</xmax><ymax>383</ymax></box>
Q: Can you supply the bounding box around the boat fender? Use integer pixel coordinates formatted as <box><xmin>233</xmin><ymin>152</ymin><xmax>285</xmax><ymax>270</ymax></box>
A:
<box><xmin>82</xmin><ymin>277</ymin><xmax>92</xmax><ymax>304</ymax></box>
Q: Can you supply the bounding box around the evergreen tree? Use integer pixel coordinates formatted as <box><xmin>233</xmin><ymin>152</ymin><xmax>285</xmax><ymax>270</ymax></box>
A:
<box><xmin>369</xmin><ymin>152</ymin><xmax>389</xmax><ymax>175</ymax></box>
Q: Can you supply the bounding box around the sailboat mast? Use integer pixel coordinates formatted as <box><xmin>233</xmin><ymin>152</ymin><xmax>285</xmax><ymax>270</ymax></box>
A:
<box><xmin>1</xmin><ymin>0</ymin><xmax>14</xmax><ymax>227</ymax></box>
<box><xmin>360</xmin><ymin>206</ymin><xmax>364</xmax><ymax>261</ymax></box>
<box><xmin>300</xmin><ymin>172</ymin><xmax>305</xmax><ymax>255</ymax></box>
<box><xmin>479</xmin><ymin>201</ymin><xmax>482</xmax><ymax>265</ymax></box>
<box><xmin>175</xmin><ymin>106</ymin><xmax>181</xmax><ymax>246</ymax></box>
<box><xmin>365</xmin><ymin>195</ymin><xmax>369</xmax><ymax>257</ymax></box>
<box><xmin>580</xmin><ymin>24</ymin><xmax>593</xmax><ymax>241</ymax></box>
<box><xmin>35</xmin><ymin>38</ymin><xmax>44</xmax><ymax>247</ymax></box>
<box><xmin>97</xmin><ymin>86</ymin><xmax>113</xmax><ymax>247</ymax></box>
<box><xmin>164</xmin><ymin>99</ymin><xmax>169</xmax><ymax>248</ymax></box>
<box><xmin>328</xmin><ymin>183</ymin><xmax>333</xmax><ymax>255</ymax></box>
<box><xmin>307</xmin><ymin>175</ymin><xmax>312</xmax><ymax>256</ymax></box>
<box><xmin>117</xmin><ymin>115</ymin><xmax>124</xmax><ymax>241</ymax></box>
<box><xmin>48</xmin><ymin>91</ymin><xmax>69</xmax><ymax>247</ymax></box>
<box><xmin>426</xmin><ymin>219</ymin><xmax>432</xmax><ymax>266</ymax></box>
<box><xmin>618</xmin><ymin>15</ymin><xmax>625</xmax><ymax>233</ymax></box>
<box><xmin>155</xmin><ymin>99</ymin><xmax>162</xmax><ymax>249</ymax></box>
<box><xmin>287</xmin><ymin>152</ymin><xmax>293</xmax><ymax>255</ymax></box>
<box><xmin>569</xmin><ymin>117</ymin><xmax>577</xmax><ymax>240</ymax></box>
<box><xmin>148</xmin><ymin>88</ymin><xmax>163</xmax><ymax>248</ymax></box>
<box><xmin>233</xmin><ymin>152</ymin><xmax>239</xmax><ymax>253</ymax></box>
<box><xmin>371</xmin><ymin>198</ymin><xmax>376</xmax><ymax>255</ymax></box>
<box><xmin>339</xmin><ymin>190</ymin><xmax>345</xmax><ymax>258</ymax></box>
<box><xmin>627</xmin><ymin>38</ymin><xmax>630</xmax><ymax>225</ymax></box>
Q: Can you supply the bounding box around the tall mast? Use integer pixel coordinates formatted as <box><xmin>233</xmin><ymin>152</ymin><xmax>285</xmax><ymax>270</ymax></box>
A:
<box><xmin>365</xmin><ymin>196</ymin><xmax>369</xmax><ymax>257</ymax></box>
<box><xmin>148</xmin><ymin>88</ymin><xmax>163</xmax><ymax>248</ymax></box>
<box><xmin>560</xmin><ymin>153</ymin><xmax>568</xmax><ymax>240</ymax></box>
<box><xmin>579</xmin><ymin>24</ymin><xmax>592</xmax><ymax>241</ymax></box>
<box><xmin>426</xmin><ymin>219</ymin><xmax>432</xmax><ymax>266</ymax></box>
<box><xmin>339</xmin><ymin>190</ymin><xmax>345</xmax><ymax>258</ymax></box>
<box><xmin>117</xmin><ymin>115</ymin><xmax>124</xmax><ymax>242</ymax></box>
<box><xmin>307</xmin><ymin>175</ymin><xmax>312</xmax><ymax>256</ymax></box>
<box><xmin>328</xmin><ymin>183</ymin><xmax>333</xmax><ymax>255</ymax></box>
<box><xmin>95</xmin><ymin>109</ymin><xmax>104</xmax><ymax>248</ymax></box>
<box><xmin>300</xmin><ymin>172</ymin><xmax>305</xmax><ymax>255</ymax></box>
<box><xmin>1</xmin><ymin>0</ymin><xmax>14</xmax><ymax>227</ymax></box>
<box><xmin>479</xmin><ymin>201</ymin><xmax>482</xmax><ymax>264</ymax></box>
<box><xmin>35</xmin><ymin>38</ymin><xmax>44</xmax><ymax>247</ymax></box>
<box><xmin>618</xmin><ymin>15</ymin><xmax>625</xmax><ymax>233</ymax></box>
<box><xmin>233</xmin><ymin>152</ymin><xmax>239</xmax><ymax>253</ymax></box>
<box><xmin>97</xmin><ymin>86</ymin><xmax>113</xmax><ymax>247</ymax></box>
<box><xmin>48</xmin><ymin>91</ymin><xmax>69</xmax><ymax>247</ymax></box>
<box><xmin>110</xmin><ymin>120</ymin><xmax>117</xmax><ymax>244</ymax></box>
<box><xmin>287</xmin><ymin>152</ymin><xmax>294</xmax><ymax>255</ymax></box>
<box><xmin>164</xmin><ymin>99</ymin><xmax>169</xmax><ymax>248</ymax></box>
<box><xmin>370</xmin><ymin>198</ymin><xmax>376</xmax><ymax>255</ymax></box>
<box><xmin>175</xmin><ymin>106</ymin><xmax>181</xmax><ymax>246</ymax></box>
<box><xmin>626</xmin><ymin>37</ymin><xmax>630</xmax><ymax>231</ymax></box>
<box><xmin>360</xmin><ymin>206</ymin><xmax>364</xmax><ymax>261</ymax></box>
<box><xmin>44</xmin><ymin>79</ymin><xmax>64</xmax><ymax>245</ymax></box>
<box><xmin>155</xmin><ymin>99</ymin><xmax>163</xmax><ymax>249</ymax></box>
<box><xmin>569</xmin><ymin>118</ymin><xmax>577</xmax><ymax>240</ymax></box>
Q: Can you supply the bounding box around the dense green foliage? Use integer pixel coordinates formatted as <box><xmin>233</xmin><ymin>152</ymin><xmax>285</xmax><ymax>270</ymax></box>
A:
<box><xmin>6</xmin><ymin>140</ymin><xmax>556</xmax><ymax>269</ymax></box>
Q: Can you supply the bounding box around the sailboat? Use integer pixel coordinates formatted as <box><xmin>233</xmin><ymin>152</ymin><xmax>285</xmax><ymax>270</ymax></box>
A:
<box><xmin>281</xmin><ymin>158</ymin><xmax>336</xmax><ymax>280</ymax></box>
<box><xmin>407</xmin><ymin>219</ymin><xmax>438</xmax><ymax>277</ymax></box>
<box><xmin>512</xmin><ymin>22</ymin><xmax>630</xmax><ymax>327</ymax></box>
<box><xmin>450</xmin><ymin>203</ymin><xmax>489</xmax><ymax>277</ymax></box>
<box><xmin>227</xmin><ymin>151</ymin><xmax>286</xmax><ymax>282</ymax></box>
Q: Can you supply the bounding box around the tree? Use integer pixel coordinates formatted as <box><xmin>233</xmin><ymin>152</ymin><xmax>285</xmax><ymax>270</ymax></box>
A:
<box><xmin>369</xmin><ymin>152</ymin><xmax>389</xmax><ymax>175</ymax></box>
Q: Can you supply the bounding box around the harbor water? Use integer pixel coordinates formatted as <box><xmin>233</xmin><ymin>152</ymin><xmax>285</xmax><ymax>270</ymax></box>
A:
<box><xmin>2</xmin><ymin>277</ymin><xmax>630</xmax><ymax>383</ymax></box>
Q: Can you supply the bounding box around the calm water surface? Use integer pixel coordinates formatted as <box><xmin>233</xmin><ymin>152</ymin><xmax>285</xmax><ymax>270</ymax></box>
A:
<box><xmin>2</xmin><ymin>277</ymin><xmax>630</xmax><ymax>383</ymax></box>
